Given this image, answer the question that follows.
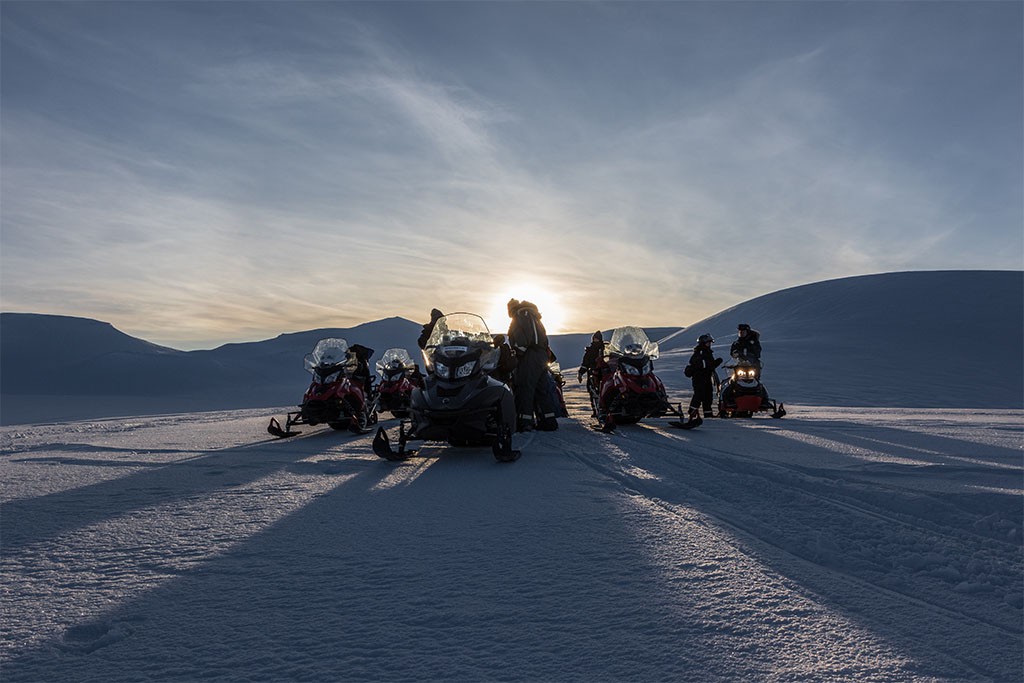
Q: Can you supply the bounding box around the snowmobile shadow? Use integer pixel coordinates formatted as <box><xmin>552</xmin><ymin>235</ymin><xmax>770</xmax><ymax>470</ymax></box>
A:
<box><xmin>0</xmin><ymin>428</ymin><xmax>368</xmax><ymax>553</ymax></box>
<box><xmin>779</xmin><ymin>416</ymin><xmax>1024</xmax><ymax>468</ymax></box>
<box><xmin>2</xmin><ymin>433</ymin><xmax>732</xmax><ymax>682</ymax></box>
<box><xmin>588</xmin><ymin>420</ymin><xmax>1022</xmax><ymax>680</ymax></box>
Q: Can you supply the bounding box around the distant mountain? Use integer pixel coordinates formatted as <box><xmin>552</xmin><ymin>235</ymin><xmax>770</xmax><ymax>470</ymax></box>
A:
<box><xmin>2</xmin><ymin>270</ymin><xmax>1020</xmax><ymax>424</ymax></box>
<box><xmin>0</xmin><ymin>314</ymin><xmax>423</xmax><ymax>424</ymax></box>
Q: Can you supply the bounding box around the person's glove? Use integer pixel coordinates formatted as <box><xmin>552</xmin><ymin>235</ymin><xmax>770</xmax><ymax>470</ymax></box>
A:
<box><xmin>577</xmin><ymin>369</ymin><xmax>585</xmax><ymax>383</ymax></box>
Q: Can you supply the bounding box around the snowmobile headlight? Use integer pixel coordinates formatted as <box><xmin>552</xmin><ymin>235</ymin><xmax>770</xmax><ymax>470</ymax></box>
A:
<box><xmin>434</xmin><ymin>362</ymin><xmax>451</xmax><ymax>379</ymax></box>
<box><xmin>455</xmin><ymin>360</ymin><xmax>476</xmax><ymax>378</ymax></box>
<box><xmin>623</xmin><ymin>363</ymin><xmax>641</xmax><ymax>376</ymax></box>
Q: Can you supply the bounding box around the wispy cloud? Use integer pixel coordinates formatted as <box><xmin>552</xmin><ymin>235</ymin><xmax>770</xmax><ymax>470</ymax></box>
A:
<box><xmin>2</xmin><ymin>2</ymin><xmax>1020</xmax><ymax>348</ymax></box>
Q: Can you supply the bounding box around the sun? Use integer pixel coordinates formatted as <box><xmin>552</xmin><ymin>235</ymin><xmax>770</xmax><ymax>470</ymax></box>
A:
<box><xmin>485</xmin><ymin>284</ymin><xmax>567</xmax><ymax>336</ymax></box>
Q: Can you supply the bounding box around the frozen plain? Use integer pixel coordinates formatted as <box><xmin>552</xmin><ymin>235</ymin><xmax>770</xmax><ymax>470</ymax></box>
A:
<box><xmin>2</xmin><ymin>381</ymin><xmax>1021</xmax><ymax>682</ymax></box>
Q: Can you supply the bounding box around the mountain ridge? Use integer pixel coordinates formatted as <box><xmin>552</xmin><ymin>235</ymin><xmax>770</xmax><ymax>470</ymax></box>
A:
<box><xmin>2</xmin><ymin>270</ymin><xmax>1020</xmax><ymax>424</ymax></box>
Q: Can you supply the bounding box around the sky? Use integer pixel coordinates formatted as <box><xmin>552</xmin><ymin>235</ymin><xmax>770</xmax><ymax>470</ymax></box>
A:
<box><xmin>1</xmin><ymin>1</ymin><xmax>1021</xmax><ymax>350</ymax></box>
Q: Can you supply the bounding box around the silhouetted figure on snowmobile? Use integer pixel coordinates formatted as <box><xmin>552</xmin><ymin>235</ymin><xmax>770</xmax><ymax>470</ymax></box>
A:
<box><xmin>348</xmin><ymin>344</ymin><xmax>375</xmax><ymax>394</ymax></box>
<box><xmin>578</xmin><ymin>331</ymin><xmax>607</xmax><ymax>414</ymax></box>
<box><xmin>730</xmin><ymin>323</ymin><xmax>762</xmax><ymax>367</ymax></box>
<box><xmin>507</xmin><ymin>298</ymin><xmax>558</xmax><ymax>432</ymax></box>
<box><xmin>490</xmin><ymin>334</ymin><xmax>517</xmax><ymax>386</ymax></box>
<box><xmin>684</xmin><ymin>333</ymin><xmax>723</xmax><ymax>425</ymax></box>
<box><xmin>418</xmin><ymin>308</ymin><xmax>445</xmax><ymax>350</ymax></box>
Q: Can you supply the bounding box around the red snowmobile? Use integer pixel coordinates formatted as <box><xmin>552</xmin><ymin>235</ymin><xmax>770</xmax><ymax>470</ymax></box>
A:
<box><xmin>375</xmin><ymin>348</ymin><xmax>420</xmax><ymax>419</ymax></box>
<box><xmin>590</xmin><ymin>326</ymin><xmax>685</xmax><ymax>431</ymax></box>
<box><xmin>268</xmin><ymin>338</ymin><xmax>379</xmax><ymax>438</ymax></box>
<box><xmin>717</xmin><ymin>358</ymin><xmax>785</xmax><ymax>419</ymax></box>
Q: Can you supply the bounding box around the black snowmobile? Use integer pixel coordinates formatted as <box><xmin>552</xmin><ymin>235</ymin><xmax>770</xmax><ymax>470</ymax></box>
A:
<box><xmin>372</xmin><ymin>312</ymin><xmax>520</xmax><ymax>462</ymax></box>
<box><xmin>717</xmin><ymin>358</ymin><xmax>785</xmax><ymax>419</ymax></box>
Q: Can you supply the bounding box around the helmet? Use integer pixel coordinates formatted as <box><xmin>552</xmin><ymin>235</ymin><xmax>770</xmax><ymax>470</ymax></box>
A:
<box><xmin>697</xmin><ymin>333</ymin><xmax>714</xmax><ymax>345</ymax></box>
<box><xmin>737</xmin><ymin>323</ymin><xmax>750</xmax><ymax>332</ymax></box>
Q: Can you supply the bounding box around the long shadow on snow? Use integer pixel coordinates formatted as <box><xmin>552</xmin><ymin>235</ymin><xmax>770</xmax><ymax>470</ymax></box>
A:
<box><xmin>592</xmin><ymin>419</ymin><xmax>1022</xmax><ymax>681</ymax></box>
<box><xmin>4</xmin><ymin>438</ymin><xmax>751</xmax><ymax>683</ymax></box>
<box><xmin>0</xmin><ymin>428</ymin><xmax>360</xmax><ymax>552</ymax></box>
<box><xmin>757</xmin><ymin>416</ymin><xmax>1023</xmax><ymax>527</ymax></box>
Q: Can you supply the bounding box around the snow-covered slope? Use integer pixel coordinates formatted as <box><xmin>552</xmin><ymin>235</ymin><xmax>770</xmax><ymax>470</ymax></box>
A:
<box><xmin>0</xmin><ymin>315</ymin><xmax>424</xmax><ymax>425</ymax></box>
<box><xmin>651</xmin><ymin>270</ymin><xmax>1023</xmax><ymax>409</ymax></box>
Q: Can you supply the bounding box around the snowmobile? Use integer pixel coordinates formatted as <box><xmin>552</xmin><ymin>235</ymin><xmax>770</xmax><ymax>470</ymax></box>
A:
<box><xmin>375</xmin><ymin>348</ymin><xmax>420</xmax><ymax>418</ymax></box>
<box><xmin>590</xmin><ymin>326</ymin><xmax>685</xmax><ymax>432</ymax></box>
<box><xmin>717</xmin><ymin>358</ymin><xmax>785</xmax><ymax>419</ymax></box>
<box><xmin>372</xmin><ymin>313</ymin><xmax>520</xmax><ymax>462</ymax></box>
<box><xmin>267</xmin><ymin>338</ymin><xmax>379</xmax><ymax>438</ymax></box>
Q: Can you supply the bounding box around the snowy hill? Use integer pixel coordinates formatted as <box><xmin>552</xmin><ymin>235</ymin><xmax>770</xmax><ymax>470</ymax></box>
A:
<box><xmin>0</xmin><ymin>314</ymin><xmax>423</xmax><ymax>425</ymax></box>
<box><xmin>650</xmin><ymin>271</ymin><xmax>1023</xmax><ymax>409</ymax></box>
<box><xmin>2</xmin><ymin>271</ymin><xmax>1020</xmax><ymax>425</ymax></box>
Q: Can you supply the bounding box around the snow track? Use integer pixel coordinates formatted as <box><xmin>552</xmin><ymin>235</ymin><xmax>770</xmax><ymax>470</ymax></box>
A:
<box><xmin>1</xmin><ymin>401</ymin><xmax>1021</xmax><ymax>682</ymax></box>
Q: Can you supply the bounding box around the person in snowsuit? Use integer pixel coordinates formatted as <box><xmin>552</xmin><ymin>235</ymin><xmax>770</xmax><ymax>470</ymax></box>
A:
<box><xmin>348</xmin><ymin>343</ymin><xmax>375</xmax><ymax>395</ymax></box>
<box><xmin>507</xmin><ymin>299</ymin><xmax>558</xmax><ymax>432</ymax></box>
<box><xmin>577</xmin><ymin>331</ymin><xmax>607</xmax><ymax>414</ymax></box>
<box><xmin>685</xmin><ymin>333</ymin><xmax>723</xmax><ymax>423</ymax></box>
<box><xmin>730</xmin><ymin>323</ymin><xmax>762</xmax><ymax>366</ymax></box>
<box><xmin>417</xmin><ymin>308</ymin><xmax>444</xmax><ymax>350</ymax></box>
<box><xmin>409</xmin><ymin>363</ymin><xmax>426</xmax><ymax>389</ymax></box>
<box><xmin>490</xmin><ymin>334</ymin><xmax>517</xmax><ymax>386</ymax></box>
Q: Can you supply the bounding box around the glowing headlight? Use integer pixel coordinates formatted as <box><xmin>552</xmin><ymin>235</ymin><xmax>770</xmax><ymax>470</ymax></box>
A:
<box><xmin>455</xmin><ymin>361</ymin><xmax>476</xmax><ymax>378</ymax></box>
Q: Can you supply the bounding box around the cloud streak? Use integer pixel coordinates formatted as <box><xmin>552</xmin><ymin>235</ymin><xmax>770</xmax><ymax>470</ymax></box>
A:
<box><xmin>2</xmin><ymin>2</ymin><xmax>1020</xmax><ymax>348</ymax></box>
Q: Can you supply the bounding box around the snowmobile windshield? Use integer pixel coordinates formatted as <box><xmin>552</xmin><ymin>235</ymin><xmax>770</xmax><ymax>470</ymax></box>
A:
<box><xmin>423</xmin><ymin>313</ymin><xmax>498</xmax><ymax>375</ymax></box>
<box><xmin>304</xmin><ymin>338</ymin><xmax>352</xmax><ymax>374</ymax></box>
<box><xmin>376</xmin><ymin>348</ymin><xmax>415</xmax><ymax>374</ymax></box>
<box><xmin>607</xmin><ymin>326</ymin><xmax>659</xmax><ymax>360</ymax></box>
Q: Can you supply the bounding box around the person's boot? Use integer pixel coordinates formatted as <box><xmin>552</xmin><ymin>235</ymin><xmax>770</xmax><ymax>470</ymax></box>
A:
<box><xmin>538</xmin><ymin>416</ymin><xmax>558</xmax><ymax>431</ymax></box>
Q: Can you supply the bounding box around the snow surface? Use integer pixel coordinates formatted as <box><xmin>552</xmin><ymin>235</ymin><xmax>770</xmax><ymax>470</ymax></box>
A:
<box><xmin>2</xmin><ymin>388</ymin><xmax>1021</xmax><ymax>681</ymax></box>
<box><xmin>2</xmin><ymin>271</ymin><xmax>1022</xmax><ymax>680</ymax></box>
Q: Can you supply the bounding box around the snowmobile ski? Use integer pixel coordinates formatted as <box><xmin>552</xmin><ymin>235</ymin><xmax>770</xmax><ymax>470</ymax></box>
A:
<box><xmin>372</xmin><ymin>426</ymin><xmax>418</xmax><ymax>461</ymax></box>
<box><xmin>492</xmin><ymin>423</ymin><xmax>521</xmax><ymax>462</ymax></box>
<box><xmin>668</xmin><ymin>417</ymin><xmax>702</xmax><ymax>430</ymax></box>
<box><xmin>267</xmin><ymin>417</ymin><xmax>300</xmax><ymax>438</ymax></box>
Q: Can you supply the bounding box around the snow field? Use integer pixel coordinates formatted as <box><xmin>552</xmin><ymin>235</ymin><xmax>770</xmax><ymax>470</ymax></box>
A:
<box><xmin>1</xmin><ymin>385</ymin><xmax>1021</xmax><ymax>681</ymax></box>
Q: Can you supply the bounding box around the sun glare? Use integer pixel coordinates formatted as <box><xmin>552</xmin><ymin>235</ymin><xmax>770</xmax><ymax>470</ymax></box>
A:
<box><xmin>485</xmin><ymin>285</ymin><xmax>566</xmax><ymax>336</ymax></box>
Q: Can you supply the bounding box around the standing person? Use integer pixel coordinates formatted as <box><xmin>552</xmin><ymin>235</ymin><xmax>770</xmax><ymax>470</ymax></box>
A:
<box><xmin>507</xmin><ymin>298</ymin><xmax>558</xmax><ymax>431</ymax></box>
<box><xmin>577</xmin><ymin>331</ymin><xmax>606</xmax><ymax>413</ymax></box>
<box><xmin>417</xmin><ymin>308</ymin><xmax>444</xmax><ymax>350</ymax></box>
<box><xmin>490</xmin><ymin>334</ymin><xmax>517</xmax><ymax>386</ymax></box>
<box><xmin>730</xmin><ymin>323</ymin><xmax>762</xmax><ymax>365</ymax></box>
<box><xmin>684</xmin><ymin>333</ymin><xmax>722</xmax><ymax>424</ymax></box>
